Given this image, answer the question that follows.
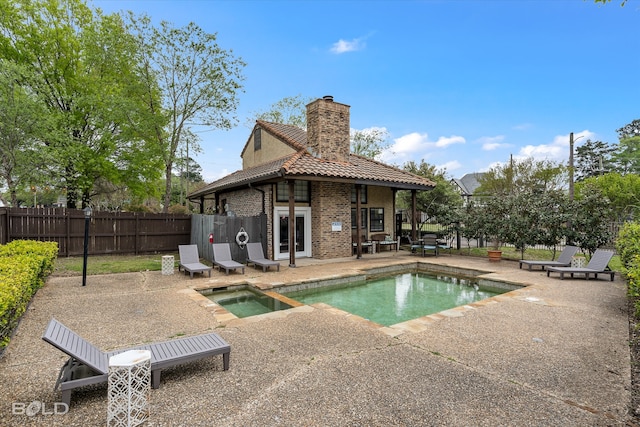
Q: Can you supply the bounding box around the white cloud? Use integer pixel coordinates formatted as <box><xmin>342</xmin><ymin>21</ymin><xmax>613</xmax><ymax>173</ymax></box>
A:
<box><xmin>518</xmin><ymin>130</ymin><xmax>595</xmax><ymax>163</ymax></box>
<box><xmin>378</xmin><ymin>131</ymin><xmax>465</xmax><ymax>164</ymax></box>
<box><xmin>330</xmin><ymin>34</ymin><xmax>370</xmax><ymax>54</ymax></box>
<box><xmin>434</xmin><ymin>135</ymin><xmax>465</xmax><ymax>148</ymax></box>
<box><xmin>479</xmin><ymin>135</ymin><xmax>507</xmax><ymax>151</ymax></box>
<box><xmin>512</xmin><ymin>123</ymin><xmax>533</xmax><ymax>131</ymax></box>
<box><xmin>438</xmin><ymin>160</ymin><xmax>462</xmax><ymax>172</ymax></box>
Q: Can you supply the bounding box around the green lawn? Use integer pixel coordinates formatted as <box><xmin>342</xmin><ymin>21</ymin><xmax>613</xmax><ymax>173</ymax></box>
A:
<box><xmin>53</xmin><ymin>253</ymin><xmax>182</xmax><ymax>276</ymax></box>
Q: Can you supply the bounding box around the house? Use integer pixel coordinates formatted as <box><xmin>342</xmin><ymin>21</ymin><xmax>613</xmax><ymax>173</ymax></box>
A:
<box><xmin>451</xmin><ymin>172</ymin><xmax>485</xmax><ymax>205</ymax></box>
<box><xmin>188</xmin><ymin>96</ymin><xmax>435</xmax><ymax>265</ymax></box>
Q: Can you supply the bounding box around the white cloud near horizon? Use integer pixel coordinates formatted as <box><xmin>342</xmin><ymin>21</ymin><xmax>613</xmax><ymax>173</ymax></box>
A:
<box><xmin>518</xmin><ymin>130</ymin><xmax>595</xmax><ymax>163</ymax></box>
<box><xmin>379</xmin><ymin>132</ymin><xmax>465</xmax><ymax>164</ymax></box>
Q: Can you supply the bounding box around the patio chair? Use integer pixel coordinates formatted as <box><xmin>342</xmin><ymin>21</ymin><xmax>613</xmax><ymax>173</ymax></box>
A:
<box><xmin>519</xmin><ymin>245</ymin><xmax>579</xmax><ymax>271</ymax></box>
<box><xmin>246</xmin><ymin>242</ymin><xmax>280</xmax><ymax>272</ymax></box>
<box><xmin>546</xmin><ymin>249</ymin><xmax>615</xmax><ymax>281</ymax></box>
<box><xmin>420</xmin><ymin>234</ymin><xmax>439</xmax><ymax>257</ymax></box>
<box><xmin>178</xmin><ymin>244</ymin><xmax>212</xmax><ymax>279</ymax></box>
<box><xmin>42</xmin><ymin>318</ymin><xmax>230</xmax><ymax>406</ymax></box>
<box><xmin>212</xmin><ymin>243</ymin><xmax>245</xmax><ymax>275</ymax></box>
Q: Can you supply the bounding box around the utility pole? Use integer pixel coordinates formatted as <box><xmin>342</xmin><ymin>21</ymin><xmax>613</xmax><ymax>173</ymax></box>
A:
<box><xmin>569</xmin><ymin>132</ymin><xmax>575</xmax><ymax>200</ymax></box>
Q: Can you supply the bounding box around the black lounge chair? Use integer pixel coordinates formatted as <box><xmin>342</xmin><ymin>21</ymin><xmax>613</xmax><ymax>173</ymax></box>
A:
<box><xmin>212</xmin><ymin>243</ymin><xmax>245</xmax><ymax>275</ymax></box>
<box><xmin>546</xmin><ymin>249</ymin><xmax>615</xmax><ymax>281</ymax></box>
<box><xmin>178</xmin><ymin>244</ymin><xmax>212</xmax><ymax>278</ymax></box>
<box><xmin>246</xmin><ymin>242</ymin><xmax>280</xmax><ymax>272</ymax></box>
<box><xmin>519</xmin><ymin>245</ymin><xmax>579</xmax><ymax>271</ymax></box>
<box><xmin>42</xmin><ymin>318</ymin><xmax>230</xmax><ymax>406</ymax></box>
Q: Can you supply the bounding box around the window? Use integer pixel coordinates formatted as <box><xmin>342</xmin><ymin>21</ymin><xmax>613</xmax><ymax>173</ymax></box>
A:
<box><xmin>276</xmin><ymin>181</ymin><xmax>310</xmax><ymax>202</ymax></box>
<box><xmin>351</xmin><ymin>185</ymin><xmax>367</xmax><ymax>204</ymax></box>
<box><xmin>254</xmin><ymin>128</ymin><xmax>261</xmax><ymax>151</ymax></box>
<box><xmin>369</xmin><ymin>208</ymin><xmax>384</xmax><ymax>232</ymax></box>
<box><xmin>351</xmin><ymin>208</ymin><xmax>368</xmax><ymax>229</ymax></box>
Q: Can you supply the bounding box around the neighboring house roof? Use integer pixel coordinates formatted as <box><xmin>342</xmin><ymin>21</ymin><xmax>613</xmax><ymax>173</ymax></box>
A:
<box><xmin>452</xmin><ymin>172</ymin><xmax>485</xmax><ymax>196</ymax></box>
<box><xmin>189</xmin><ymin>121</ymin><xmax>435</xmax><ymax>200</ymax></box>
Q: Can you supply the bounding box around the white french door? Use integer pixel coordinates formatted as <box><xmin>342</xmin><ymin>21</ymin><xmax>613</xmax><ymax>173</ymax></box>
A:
<box><xmin>273</xmin><ymin>207</ymin><xmax>312</xmax><ymax>260</ymax></box>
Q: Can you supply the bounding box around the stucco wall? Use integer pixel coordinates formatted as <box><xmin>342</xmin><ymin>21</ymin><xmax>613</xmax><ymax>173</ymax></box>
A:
<box><xmin>242</xmin><ymin>129</ymin><xmax>296</xmax><ymax>169</ymax></box>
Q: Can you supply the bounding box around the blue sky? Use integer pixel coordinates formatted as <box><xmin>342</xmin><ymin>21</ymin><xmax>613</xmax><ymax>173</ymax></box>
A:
<box><xmin>94</xmin><ymin>0</ymin><xmax>639</xmax><ymax>182</ymax></box>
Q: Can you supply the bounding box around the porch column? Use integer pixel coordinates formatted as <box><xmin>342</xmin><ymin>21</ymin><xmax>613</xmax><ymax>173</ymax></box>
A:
<box><xmin>288</xmin><ymin>180</ymin><xmax>296</xmax><ymax>268</ymax></box>
<box><xmin>199</xmin><ymin>196</ymin><xmax>204</xmax><ymax>214</ymax></box>
<box><xmin>411</xmin><ymin>189</ymin><xmax>417</xmax><ymax>241</ymax></box>
<box><xmin>355</xmin><ymin>184</ymin><xmax>362</xmax><ymax>259</ymax></box>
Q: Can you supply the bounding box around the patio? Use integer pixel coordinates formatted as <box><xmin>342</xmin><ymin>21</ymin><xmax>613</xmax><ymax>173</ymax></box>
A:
<box><xmin>0</xmin><ymin>251</ymin><xmax>631</xmax><ymax>426</ymax></box>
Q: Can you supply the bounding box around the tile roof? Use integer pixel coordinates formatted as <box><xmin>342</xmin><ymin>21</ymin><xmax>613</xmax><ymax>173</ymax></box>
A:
<box><xmin>189</xmin><ymin>122</ymin><xmax>435</xmax><ymax>199</ymax></box>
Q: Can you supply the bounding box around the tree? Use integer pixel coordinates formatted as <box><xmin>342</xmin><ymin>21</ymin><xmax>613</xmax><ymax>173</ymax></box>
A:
<box><xmin>247</xmin><ymin>94</ymin><xmax>312</xmax><ymax>129</ymax></box>
<box><xmin>613</xmin><ymin>119</ymin><xmax>640</xmax><ymax>175</ymax></box>
<box><xmin>568</xmin><ymin>183</ymin><xmax>614</xmax><ymax>256</ymax></box>
<box><xmin>476</xmin><ymin>157</ymin><xmax>566</xmax><ymax>196</ymax></box>
<box><xmin>574</xmin><ymin>139</ymin><xmax>616</xmax><ymax>180</ymax></box>
<box><xmin>594</xmin><ymin>0</ymin><xmax>628</xmax><ymax>5</ymax></box>
<box><xmin>576</xmin><ymin>172</ymin><xmax>640</xmax><ymax>221</ymax></box>
<box><xmin>398</xmin><ymin>160</ymin><xmax>462</xmax><ymax>229</ymax></box>
<box><xmin>0</xmin><ymin>60</ymin><xmax>52</xmax><ymax>206</ymax></box>
<box><xmin>351</xmin><ymin>127</ymin><xmax>390</xmax><ymax>160</ymax></box>
<box><xmin>0</xmin><ymin>0</ymin><xmax>164</xmax><ymax>208</ymax></box>
<box><xmin>127</xmin><ymin>14</ymin><xmax>246</xmax><ymax>212</ymax></box>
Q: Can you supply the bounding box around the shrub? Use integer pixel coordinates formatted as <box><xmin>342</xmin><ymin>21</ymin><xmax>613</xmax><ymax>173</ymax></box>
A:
<box><xmin>617</xmin><ymin>222</ymin><xmax>640</xmax><ymax>316</ymax></box>
<box><xmin>617</xmin><ymin>222</ymin><xmax>640</xmax><ymax>270</ymax></box>
<box><xmin>0</xmin><ymin>240</ymin><xmax>58</xmax><ymax>352</ymax></box>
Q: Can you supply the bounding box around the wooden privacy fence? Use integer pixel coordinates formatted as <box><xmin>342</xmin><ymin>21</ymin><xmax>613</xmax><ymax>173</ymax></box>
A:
<box><xmin>191</xmin><ymin>214</ymin><xmax>267</xmax><ymax>264</ymax></box>
<box><xmin>0</xmin><ymin>208</ymin><xmax>191</xmax><ymax>256</ymax></box>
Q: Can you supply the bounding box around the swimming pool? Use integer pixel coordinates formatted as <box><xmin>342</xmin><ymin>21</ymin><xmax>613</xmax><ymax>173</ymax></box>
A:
<box><xmin>203</xmin><ymin>286</ymin><xmax>294</xmax><ymax>318</ymax></box>
<box><xmin>281</xmin><ymin>271</ymin><xmax>508</xmax><ymax>327</ymax></box>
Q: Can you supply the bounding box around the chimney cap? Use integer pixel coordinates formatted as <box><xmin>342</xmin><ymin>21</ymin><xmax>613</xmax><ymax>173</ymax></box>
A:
<box><xmin>322</xmin><ymin>95</ymin><xmax>334</xmax><ymax>102</ymax></box>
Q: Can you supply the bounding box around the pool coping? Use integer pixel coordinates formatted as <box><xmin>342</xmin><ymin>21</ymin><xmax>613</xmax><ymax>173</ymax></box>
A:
<box><xmin>184</xmin><ymin>260</ymin><xmax>538</xmax><ymax>336</ymax></box>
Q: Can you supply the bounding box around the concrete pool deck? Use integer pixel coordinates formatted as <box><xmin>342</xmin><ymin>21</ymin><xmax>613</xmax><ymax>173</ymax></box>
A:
<box><xmin>0</xmin><ymin>251</ymin><xmax>631</xmax><ymax>426</ymax></box>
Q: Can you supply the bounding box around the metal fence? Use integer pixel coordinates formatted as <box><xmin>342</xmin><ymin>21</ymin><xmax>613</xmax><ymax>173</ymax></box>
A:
<box><xmin>0</xmin><ymin>207</ymin><xmax>191</xmax><ymax>256</ymax></box>
<box><xmin>403</xmin><ymin>220</ymin><xmax>623</xmax><ymax>251</ymax></box>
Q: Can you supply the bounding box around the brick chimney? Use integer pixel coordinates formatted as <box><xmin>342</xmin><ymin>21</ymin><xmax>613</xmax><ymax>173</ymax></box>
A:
<box><xmin>306</xmin><ymin>96</ymin><xmax>350</xmax><ymax>163</ymax></box>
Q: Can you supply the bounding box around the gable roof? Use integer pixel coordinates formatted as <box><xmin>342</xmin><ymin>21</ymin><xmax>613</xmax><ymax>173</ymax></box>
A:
<box><xmin>240</xmin><ymin>120</ymin><xmax>307</xmax><ymax>158</ymax></box>
<box><xmin>452</xmin><ymin>172</ymin><xmax>485</xmax><ymax>196</ymax></box>
<box><xmin>189</xmin><ymin>122</ymin><xmax>435</xmax><ymax>200</ymax></box>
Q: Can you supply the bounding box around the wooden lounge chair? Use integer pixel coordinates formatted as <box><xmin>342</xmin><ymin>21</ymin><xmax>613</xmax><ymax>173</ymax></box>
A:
<box><xmin>546</xmin><ymin>249</ymin><xmax>615</xmax><ymax>280</ymax></box>
<box><xmin>519</xmin><ymin>245</ymin><xmax>579</xmax><ymax>271</ymax></box>
<box><xmin>246</xmin><ymin>242</ymin><xmax>280</xmax><ymax>272</ymax></box>
<box><xmin>212</xmin><ymin>243</ymin><xmax>245</xmax><ymax>275</ymax></box>
<box><xmin>178</xmin><ymin>244</ymin><xmax>212</xmax><ymax>278</ymax></box>
<box><xmin>42</xmin><ymin>318</ymin><xmax>230</xmax><ymax>406</ymax></box>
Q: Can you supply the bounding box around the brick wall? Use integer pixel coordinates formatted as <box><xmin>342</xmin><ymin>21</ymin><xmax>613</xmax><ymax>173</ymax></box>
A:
<box><xmin>311</xmin><ymin>181</ymin><xmax>352</xmax><ymax>259</ymax></box>
<box><xmin>306</xmin><ymin>97</ymin><xmax>350</xmax><ymax>163</ymax></box>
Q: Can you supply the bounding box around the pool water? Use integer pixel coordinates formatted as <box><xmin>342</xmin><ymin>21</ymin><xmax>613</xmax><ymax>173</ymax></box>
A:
<box><xmin>206</xmin><ymin>288</ymin><xmax>293</xmax><ymax>318</ymax></box>
<box><xmin>283</xmin><ymin>272</ymin><xmax>505</xmax><ymax>326</ymax></box>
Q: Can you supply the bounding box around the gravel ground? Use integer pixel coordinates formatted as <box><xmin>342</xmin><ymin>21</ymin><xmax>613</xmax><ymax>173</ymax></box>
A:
<box><xmin>0</xmin><ymin>252</ymin><xmax>632</xmax><ymax>426</ymax></box>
